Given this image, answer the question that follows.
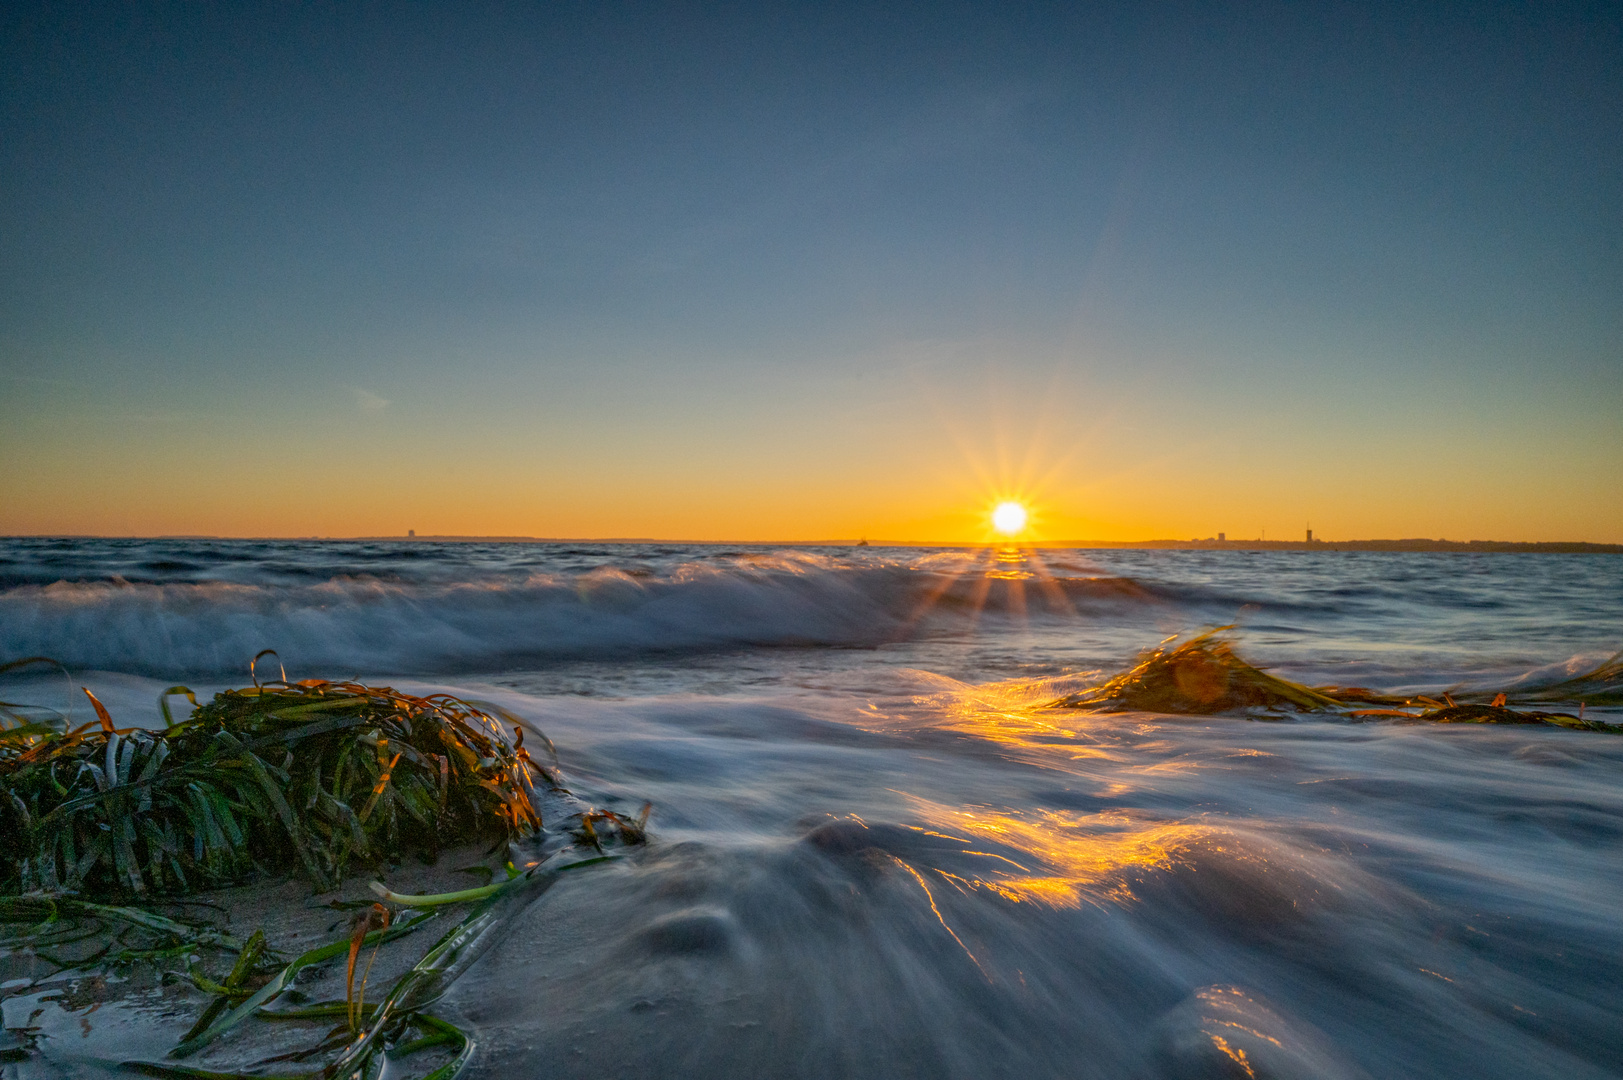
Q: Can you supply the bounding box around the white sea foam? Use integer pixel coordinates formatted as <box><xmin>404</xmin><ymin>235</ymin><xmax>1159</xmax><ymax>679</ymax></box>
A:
<box><xmin>0</xmin><ymin>557</ymin><xmax>1167</xmax><ymax>675</ymax></box>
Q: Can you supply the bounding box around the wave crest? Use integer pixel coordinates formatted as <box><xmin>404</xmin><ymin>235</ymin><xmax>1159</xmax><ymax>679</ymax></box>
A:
<box><xmin>0</xmin><ymin>558</ymin><xmax>1161</xmax><ymax>675</ymax></box>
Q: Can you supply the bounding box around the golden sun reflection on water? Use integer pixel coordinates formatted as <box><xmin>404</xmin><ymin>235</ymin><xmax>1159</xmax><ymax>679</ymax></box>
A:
<box><xmin>906</xmin><ymin>669</ymin><xmax>1124</xmax><ymax>757</ymax></box>
<box><xmin>890</xmin><ymin>544</ymin><xmax>1096</xmax><ymax>638</ymax></box>
<box><xmin>986</xmin><ymin>546</ymin><xmax>1034</xmax><ymax>581</ymax></box>
<box><xmin>881</xmin><ymin>673</ymin><xmax>1228</xmax><ymax>909</ymax></box>
<box><xmin>902</xmin><ymin>797</ymin><xmax>1207</xmax><ymax>910</ymax></box>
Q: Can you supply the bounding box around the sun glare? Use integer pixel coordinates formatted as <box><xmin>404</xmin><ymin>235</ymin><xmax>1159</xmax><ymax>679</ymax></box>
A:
<box><xmin>991</xmin><ymin>501</ymin><xmax>1028</xmax><ymax>536</ymax></box>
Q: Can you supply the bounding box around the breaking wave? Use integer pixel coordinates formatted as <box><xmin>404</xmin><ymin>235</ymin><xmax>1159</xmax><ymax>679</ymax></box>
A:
<box><xmin>0</xmin><ymin>555</ymin><xmax>1169</xmax><ymax>675</ymax></box>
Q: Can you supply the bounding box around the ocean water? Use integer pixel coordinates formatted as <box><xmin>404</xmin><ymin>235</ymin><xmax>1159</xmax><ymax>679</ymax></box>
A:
<box><xmin>3</xmin><ymin>538</ymin><xmax>1622</xmax><ymax>1079</ymax></box>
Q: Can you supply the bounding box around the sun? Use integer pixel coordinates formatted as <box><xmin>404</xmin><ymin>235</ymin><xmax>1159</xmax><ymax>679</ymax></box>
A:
<box><xmin>991</xmin><ymin>501</ymin><xmax>1028</xmax><ymax>537</ymax></box>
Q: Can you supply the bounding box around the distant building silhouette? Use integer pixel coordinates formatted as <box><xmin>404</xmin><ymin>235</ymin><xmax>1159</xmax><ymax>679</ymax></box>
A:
<box><xmin>1306</xmin><ymin>528</ymin><xmax>1313</xmax><ymax>542</ymax></box>
<box><xmin>1218</xmin><ymin>532</ymin><xmax>1225</xmax><ymax>542</ymax></box>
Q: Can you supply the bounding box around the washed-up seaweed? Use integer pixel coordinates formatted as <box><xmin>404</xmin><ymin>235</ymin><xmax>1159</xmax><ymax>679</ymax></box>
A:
<box><xmin>0</xmin><ymin>893</ymin><xmax>254</xmax><ymax>978</ymax></box>
<box><xmin>1</xmin><ymin>660</ymin><xmax>554</xmax><ymax>898</ymax></box>
<box><xmin>0</xmin><ymin>854</ymin><xmax>603</xmax><ymax>1080</ymax></box>
<box><xmin>1048</xmin><ymin>628</ymin><xmax>1621</xmax><ymax>731</ymax></box>
<box><xmin>123</xmin><ymin>855</ymin><xmax>613</xmax><ymax>1080</ymax></box>
<box><xmin>1</xmin><ymin>658</ymin><xmax>649</xmax><ymax>1080</ymax></box>
<box><xmin>1</xmin><ymin>852</ymin><xmax>628</xmax><ymax>1080</ymax></box>
<box><xmin>1393</xmin><ymin>699</ymin><xmax>1615</xmax><ymax>732</ymax></box>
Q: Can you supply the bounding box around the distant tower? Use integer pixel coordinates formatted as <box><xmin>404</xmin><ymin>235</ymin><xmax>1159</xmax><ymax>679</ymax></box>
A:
<box><xmin>1217</xmin><ymin>532</ymin><xmax>1225</xmax><ymax>542</ymax></box>
<box><xmin>408</xmin><ymin>529</ymin><xmax>415</xmax><ymax>537</ymax></box>
<box><xmin>1306</xmin><ymin>528</ymin><xmax>1313</xmax><ymax>542</ymax></box>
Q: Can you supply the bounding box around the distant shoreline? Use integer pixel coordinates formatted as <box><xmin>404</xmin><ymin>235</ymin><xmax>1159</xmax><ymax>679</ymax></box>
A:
<box><xmin>7</xmin><ymin>535</ymin><xmax>1622</xmax><ymax>554</ymax></box>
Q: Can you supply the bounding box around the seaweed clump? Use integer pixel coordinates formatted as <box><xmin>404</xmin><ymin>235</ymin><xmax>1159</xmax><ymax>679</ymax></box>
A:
<box><xmin>0</xmin><ymin>657</ymin><xmax>649</xmax><ymax>1080</ymax></box>
<box><xmin>0</xmin><ymin>845</ymin><xmax>618</xmax><ymax>1080</ymax></box>
<box><xmin>1</xmin><ymin>669</ymin><xmax>554</xmax><ymax>899</ymax></box>
<box><xmin>1047</xmin><ymin>630</ymin><xmax>1621</xmax><ymax>733</ymax></box>
<box><xmin>1403</xmin><ymin>700</ymin><xmax>1616</xmax><ymax>732</ymax></box>
<box><xmin>1047</xmin><ymin>628</ymin><xmax>1345</xmax><ymax>714</ymax></box>
<box><xmin>1496</xmin><ymin>654</ymin><xmax>1623</xmax><ymax>707</ymax></box>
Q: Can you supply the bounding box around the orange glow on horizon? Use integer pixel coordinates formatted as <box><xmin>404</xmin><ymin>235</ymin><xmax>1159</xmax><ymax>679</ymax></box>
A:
<box><xmin>2</xmin><ymin>383</ymin><xmax>1617</xmax><ymax>543</ymax></box>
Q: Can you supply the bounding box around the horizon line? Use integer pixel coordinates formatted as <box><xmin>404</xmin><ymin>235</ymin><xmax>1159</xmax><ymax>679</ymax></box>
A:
<box><xmin>4</xmin><ymin>533</ymin><xmax>1622</xmax><ymax>552</ymax></box>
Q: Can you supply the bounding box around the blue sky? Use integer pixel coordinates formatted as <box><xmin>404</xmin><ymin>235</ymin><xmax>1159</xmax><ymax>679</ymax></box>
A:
<box><xmin>3</xmin><ymin>1</ymin><xmax>1619</xmax><ymax>540</ymax></box>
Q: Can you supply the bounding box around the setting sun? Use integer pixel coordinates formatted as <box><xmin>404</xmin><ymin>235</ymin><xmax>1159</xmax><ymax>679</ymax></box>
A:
<box><xmin>991</xmin><ymin>501</ymin><xmax>1028</xmax><ymax>536</ymax></box>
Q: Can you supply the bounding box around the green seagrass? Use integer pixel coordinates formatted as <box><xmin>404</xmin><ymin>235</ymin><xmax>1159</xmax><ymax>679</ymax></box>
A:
<box><xmin>0</xmin><ymin>671</ymin><xmax>554</xmax><ymax>898</ymax></box>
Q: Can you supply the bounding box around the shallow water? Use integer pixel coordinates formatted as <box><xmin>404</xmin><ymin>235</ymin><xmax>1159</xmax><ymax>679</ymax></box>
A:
<box><xmin>3</xmin><ymin>539</ymin><xmax>1621</xmax><ymax>1078</ymax></box>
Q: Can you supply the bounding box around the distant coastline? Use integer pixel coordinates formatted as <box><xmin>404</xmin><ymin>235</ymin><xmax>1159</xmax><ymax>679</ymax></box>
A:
<box><xmin>1042</xmin><ymin>538</ymin><xmax>1623</xmax><ymax>554</ymax></box>
<box><xmin>9</xmin><ymin>535</ymin><xmax>1622</xmax><ymax>553</ymax></box>
<box><xmin>356</xmin><ymin>537</ymin><xmax>1623</xmax><ymax>554</ymax></box>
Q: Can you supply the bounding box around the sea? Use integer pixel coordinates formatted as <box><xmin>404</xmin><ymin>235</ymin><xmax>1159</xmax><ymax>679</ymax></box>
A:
<box><xmin>2</xmin><ymin>537</ymin><xmax>1621</xmax><ymax>1079</ymax></box>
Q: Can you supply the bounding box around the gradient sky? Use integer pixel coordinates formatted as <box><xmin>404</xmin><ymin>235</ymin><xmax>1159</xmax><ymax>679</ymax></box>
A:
<box><xmin>3</xmin><ymin>1</ymin><xmax>1620</xmax><ymax>542</ymax></box>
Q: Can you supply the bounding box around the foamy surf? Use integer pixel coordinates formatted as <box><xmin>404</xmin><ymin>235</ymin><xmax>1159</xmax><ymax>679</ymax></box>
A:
<box><xmin>0</xmin><ymin>545</ymin><xmax>1181</xmax><ymax>675</ymax></box>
